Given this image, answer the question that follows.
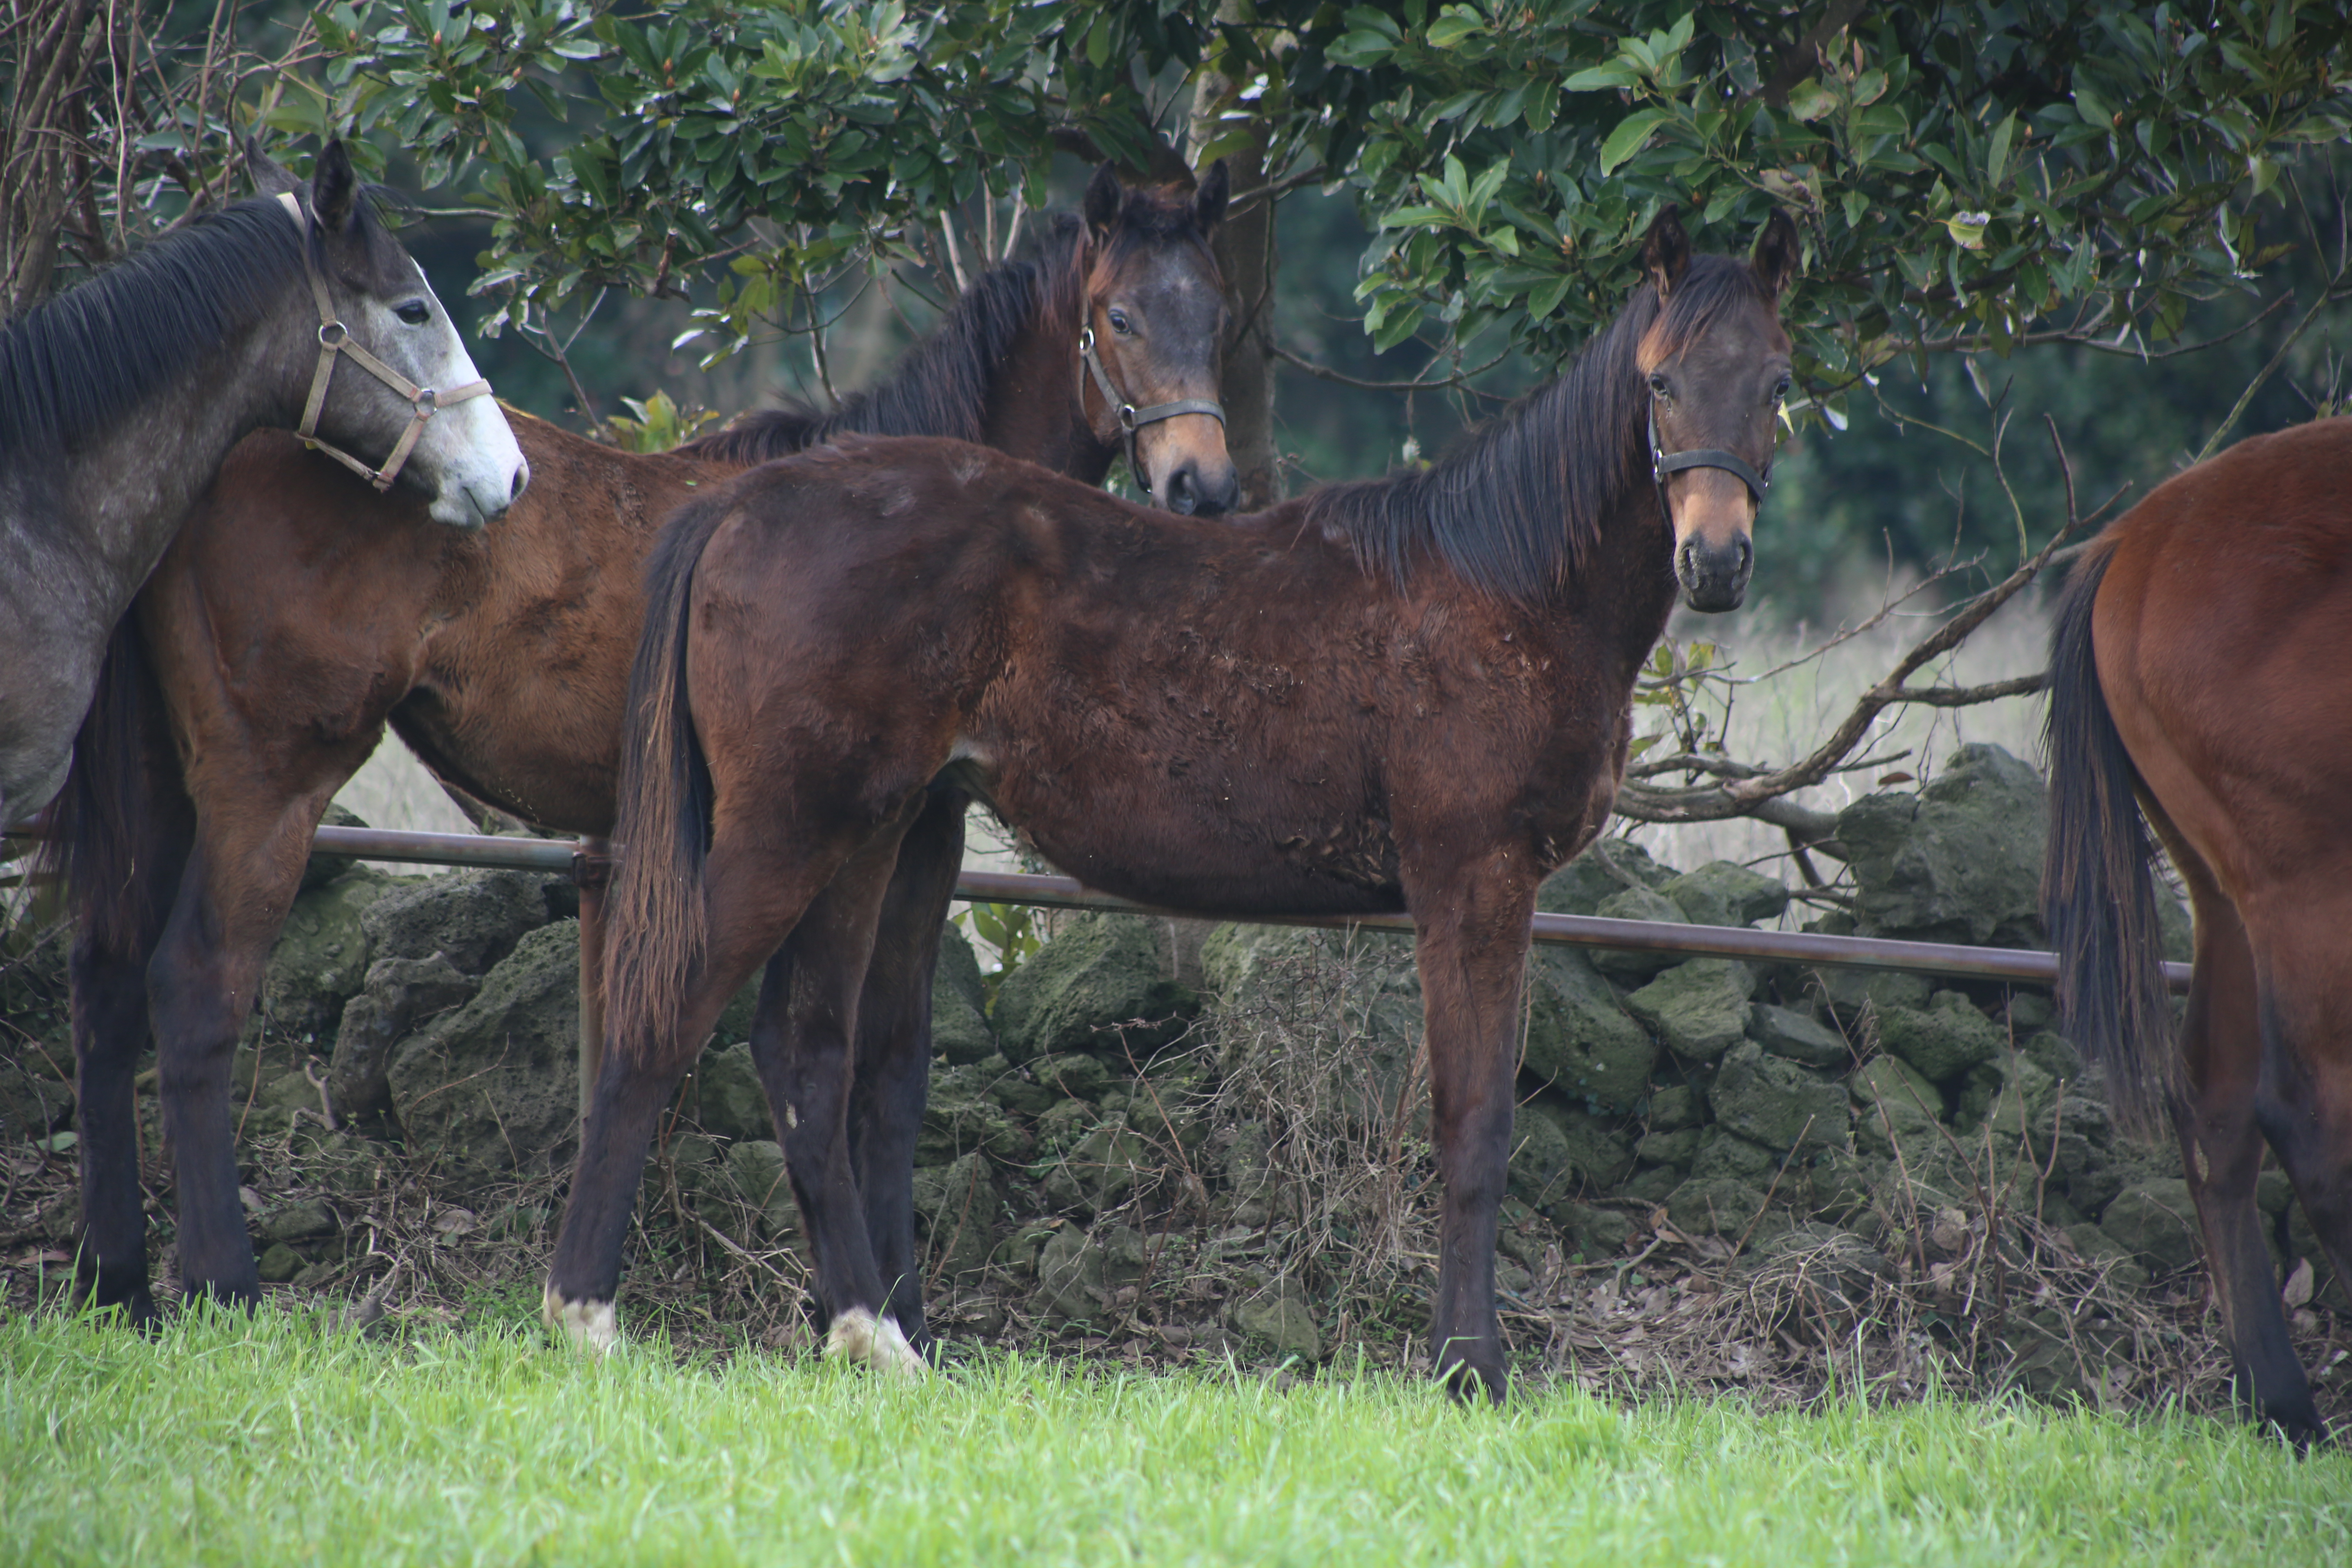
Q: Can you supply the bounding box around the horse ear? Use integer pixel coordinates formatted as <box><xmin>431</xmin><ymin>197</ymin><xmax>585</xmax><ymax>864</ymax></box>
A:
<box><xmin>1084</xmin><ymin>160</ymin><xmax>1125</xmax><ymax>243</ymax></box>
<box><xmin>1192</xmin><ymin>158</ymin><xmax>1229</xmax><ymax>232</ymax></box>
<box><xmin>1751</xmin><ymin>207</ymin><xmax>1801</xmax><ymax>299</ymax></box>
<box><xmin>245</xmin><ymin>138</ymin><xmax>301</xmax><ymax>199</ymax></box>
<box><xmin>311</xmin><ymin>139</ymin><xmax>359</xmax><ymax>234</ymax></box>
<box><xmin>1642</xmin><ymin>205</ymin><xmax>1691</xmax><ymax>302</ymax></box>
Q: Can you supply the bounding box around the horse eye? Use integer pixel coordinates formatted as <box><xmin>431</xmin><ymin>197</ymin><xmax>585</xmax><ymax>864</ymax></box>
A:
<box><xmin>394</xmin><ymin>301</ymin><xmax>432</xmax><ymax>326</ymax></box>
<box><xmin>1647</xmin><ymin>372</ymin><xmax>1670</xmax><ymax>400</ymax></box>
<box><xmin>1772</xmin><ymin>376</ymin><xmax>1791</xmax><ymax>402</ymax></box>
<box><xmin>1108</xmin><ymin>308</ymin><xmax>1132</xmax><ymax>336</ymax></box>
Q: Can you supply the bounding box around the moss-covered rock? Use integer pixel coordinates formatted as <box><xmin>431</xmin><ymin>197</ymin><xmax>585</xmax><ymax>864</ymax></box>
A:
<box><xmin>1232</xmin><ymin>1283</ymin><xmax>1324</xmax><ymax>1363</ymax></box>
<box><xmin>1521</xmin><ymin>947</ymin><xmax>1656</xmax><ymax>1111</ymax></box>
<box><xmin>692</xmin><ymin>1042</ymin><xmax>772</xmax><ymax>1143</ymax></box>
<box><xmin>1624</xmin><ymin>958</ymin><xmax>1756</xmax><ymax>1061</ymax></box>
<box><xmin>1711</xmin><ymin>1040</ymin><xmax>1850</xmax><ymax>1153</ymax></box>
<box><xmin>360</xmin><ymin>868</ymin><xmax>557</xmax><ymax>977</ymax></box>
<box><xmin>1850</xmin><ymin>1055</ymin><xmax>1946</xmax><ymax>1167</ymax></box>
<box><xmin>1537</xmin><ymin>838</ymin><xmax>1677</xmax><ymax>916</ymax></box>
<box><xmin>255</xmin><ymin>868</ymin><xmax>400</xmax><ymax>1046</ymax></box>
<box><xmin>2100</xmin><ymin>1179</ymin><xmax>2200</xmax><ymax>1272</ymax></box>
<box><xmin>385</xmin><ymin>921</ymin><xmax>581</xmax><ymax>1178</ymax></box>
<box><xmin>328</xmin><ymin>952</ymin><xmax>478</xmax><ymax>1125</ymax></box>
<box><xmin>725</xmin><ymin>1139</ymin><xmax>797</xmax><ymax>1237</ymax></box>
<box><xmin>933</xmin><ymin>923</ymin><xmax>997</xmax><ymax>1066</ymax></box>
<box><xmin>1662</xmin><ymin>861</ymin><xmax>1791</xmax><ymax>928</ymax></box>
<box><xmin>1836</xmin><ymin>744</ymin><xmax>2049</xmax><ymax>947</ymax></box>
<box><xmin>1876</xmin><ymin>992</ymin><xmax>2005</xmax><ymax>1084</ymax></box>
<box><xmin>1037</xmin><ymin>1222</ymin><xmax>1145</xmax><ymax>1321</ymax></box>
<box><xmin>1203</xmin><ymin>922</ymin><xmax>1421</xmax><ymax>1128</ymax></box>
<box><xmin>912</xmin><ymin>1152</ymin><xmax>1002</xmax><ymax>1280</ymax></box>
<box><xmin>1587</xmin><ymin>886</ymin><xmax>1691</xmax><ymax>982</ymax></box>
<box><xmin>996</xmin><ymin>913</ymin><xmax>1196</xmax><ymax>1063</ymax></box>
<box><xmin>1748</xmin><ymin>1003</ymin><xmax>1851</xmax><ymax>1069</ymax></box>
<box><xmin>1666</xmin><ymin>1176</ymin><xmax>1771</xmax><ymax>1236</ymax></box>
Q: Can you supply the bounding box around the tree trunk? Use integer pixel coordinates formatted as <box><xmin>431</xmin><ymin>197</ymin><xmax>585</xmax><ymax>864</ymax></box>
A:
<box><xmin>1187</xmin><ymin>21</ymin><xmax>1280</xmax><ymax>511</ymax></box>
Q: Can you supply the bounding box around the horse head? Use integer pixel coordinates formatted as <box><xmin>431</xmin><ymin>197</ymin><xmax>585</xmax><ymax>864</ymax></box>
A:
<box><xmin>1637</xmin><ymin>205</ymin><xmax>1798</xmax><ymax>612</ymax></box>
<box><xmin>250</xmin><ymin>140</ymin><xmax>529</xmax><ymax>528</ymax></box>
<box><xmin>1077</xmin><ymin>159</ymin><xmax>1238</xmax><ymax>517</ymax></box>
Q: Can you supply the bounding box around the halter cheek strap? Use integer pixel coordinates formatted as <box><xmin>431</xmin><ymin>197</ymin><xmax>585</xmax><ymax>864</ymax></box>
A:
<box><xmin>1078</xmin><ymin>325</ymin><xmax>1224</xmax><ymax>497</ymax></box>
<box><xmin>275</xmin><ymin>192</ymin><xmax>494</xmax><ymax>493</ymax></box>
<box><xmin>1648</xmin><ymin>397</ymin><xmax>1770</xmax><ymax>506</ymax></box>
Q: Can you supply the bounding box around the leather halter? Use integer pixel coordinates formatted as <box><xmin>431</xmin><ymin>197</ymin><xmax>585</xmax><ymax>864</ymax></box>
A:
<box><xmin>275</xmin><ymin>192</ymin><xmax>494</xmax><ymax>493</ymax></box>
<box><xmin>1078</xmin><ymin>324</ymin><xmax>1224</xmax><ymax>497</ymax></box>
<box><xmin>1648</xmin><ymin>396</ymin><xmax>1770</xmax><ymax>506</ymax></box>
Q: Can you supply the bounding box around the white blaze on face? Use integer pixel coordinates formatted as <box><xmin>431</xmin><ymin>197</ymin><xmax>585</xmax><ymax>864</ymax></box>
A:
<box><xmin>403</xmin><ymin>259</ymin><xmax>529</xmax><ymax>529</ymax></box>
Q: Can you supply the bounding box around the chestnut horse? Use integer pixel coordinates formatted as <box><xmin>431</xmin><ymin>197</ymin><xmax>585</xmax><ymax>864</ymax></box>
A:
<box><xmin>2045</xmin><ymin>416</ymin><xmax>2352</xmax><ymax>1441</ymax></box>
<box><xmin>552</xmin><ymin>207</ymin><xmax>1798</xmax><ymax>1394</ymax></box>
<box><xmin>52</xmin><ymin>162</ymin><xmax>1233</xmax><ymax>1325</ymax></box>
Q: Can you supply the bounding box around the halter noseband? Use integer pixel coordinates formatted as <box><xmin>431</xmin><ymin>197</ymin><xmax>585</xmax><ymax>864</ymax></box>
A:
<box><xmin>275</xmin><ymin>192</ymin><xmax>494</xmax><ymax>493</ymax></box>
<box><xmin>1078</xmin><ymin>325</ymin><xmax>1224</xmax><ymax>497</ymax></box>
<box><xmin>1648</xmin><ymin>396</ymin><xmax>1770</xmax><ymax>507</ymax></box>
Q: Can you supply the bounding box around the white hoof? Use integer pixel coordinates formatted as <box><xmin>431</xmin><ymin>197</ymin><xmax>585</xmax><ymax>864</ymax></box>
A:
<box><xmin>542</xmin><ymin>1285</ymin><xmax>618</xmax><ymax>1354</ymax></box>
<box><xmin>824</xmin><ymin>1307</ymin><xmax>927</xmax><ymax>1379</ymax></box>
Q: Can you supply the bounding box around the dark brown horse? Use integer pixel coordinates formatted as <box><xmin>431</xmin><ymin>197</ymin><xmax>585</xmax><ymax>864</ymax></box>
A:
<box><xmin>552</xmin><ymin>208</ymin><xmax>1798</xmax><ymax>1394</ymax></box>
<box><xmin>2045</xmin><ymin>416</ymin><xmax>2352</xmax><ymax>1441</ymax></box>
<box><xmin>53</xmin><ymin>162</ymin><xmax>1233</xmax><ymax>1325</ymax></box>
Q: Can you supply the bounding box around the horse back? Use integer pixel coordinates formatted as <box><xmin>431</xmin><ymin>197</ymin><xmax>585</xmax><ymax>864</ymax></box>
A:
<box><xmin>682</xmin><ymin>437</ymin><xmax>1644</xmax><ymax>914</ymax></box>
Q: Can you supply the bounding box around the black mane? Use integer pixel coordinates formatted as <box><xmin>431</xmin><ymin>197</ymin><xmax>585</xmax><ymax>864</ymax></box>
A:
<box><xmin>0</xmin><ymin>196</ymin><xmax>357</xmax><ymax>461</ymax></box>
<box><xmin>1303</xmin><ymin>253</ymin><xmax>1769</xmax><ymax>601</ymax></box>
<box><xmin>678</xmin><ymin>215</ymin><xmax>1087</xmax><ymax>465</ymax></box>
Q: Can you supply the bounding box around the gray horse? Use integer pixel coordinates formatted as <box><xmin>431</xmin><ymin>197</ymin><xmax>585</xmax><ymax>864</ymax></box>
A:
<box><xmin>0</xmin><ymin>141</ymin><xmax>527</xmax><ymax>827</ymax></box>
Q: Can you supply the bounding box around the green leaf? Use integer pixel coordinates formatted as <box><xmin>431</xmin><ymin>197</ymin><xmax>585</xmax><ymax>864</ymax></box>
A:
<box><xmin>1986</xmin><ymin>111</ymin><xmax>2018</xmax><ymax>188</ymax></box>
<box><xmin>1561</xmin><ymin>63</ymin><xmax>1636</xmax><ymax>92</ymax></box>
<box><xmin>1598</xmin><ymin>109</ymin><xmax>1669</xmax><ymax>174</ymax></box>
<box><xmin>1526</xmin><ymin>274</ymin><xmax>1570</xmax><ymax>320</ymax></box>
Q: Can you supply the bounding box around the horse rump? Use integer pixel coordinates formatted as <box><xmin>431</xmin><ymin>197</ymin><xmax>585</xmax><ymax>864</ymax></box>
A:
<box><xmin>2041</xmin><ymin>543</ymin><xmax>2176</xmax><ymax>1137</ymax></box>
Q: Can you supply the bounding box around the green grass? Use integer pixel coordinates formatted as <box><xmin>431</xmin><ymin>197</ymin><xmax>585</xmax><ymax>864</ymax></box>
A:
<box><xmin>1</xmin><ymin>1305</ymin><xmax>2343</xmax><ymax>1566</ymax></box>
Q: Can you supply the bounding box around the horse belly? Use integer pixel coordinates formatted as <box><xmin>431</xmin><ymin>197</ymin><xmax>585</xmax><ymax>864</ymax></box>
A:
<box><xmin>972</xmin><ymin>743</ymin><xmax>1405</xmax><ymax>918</ymax></box>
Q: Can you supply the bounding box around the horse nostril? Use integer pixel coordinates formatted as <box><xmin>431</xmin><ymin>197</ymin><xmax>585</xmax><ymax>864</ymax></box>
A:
<box><xmin>511</xmin><ymin>461</ymin><xmax>531</xmax><ymax>502</ymax></box>
<box><xmin>1167</xmin><ymin>468</ymin><xmax>1199</xmax><ymax>516</ymax></box>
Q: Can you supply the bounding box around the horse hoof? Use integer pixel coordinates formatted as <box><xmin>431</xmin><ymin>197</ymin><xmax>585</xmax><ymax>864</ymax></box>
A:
<box><xmin>541</xmin><ymin>1284</ymin><xmax>618</xmax><ymax>1353</ymax></box>
<box><xmin>825</xmin><ymin>1307</ymin><xmax>927</xmax><ymax>1379</ymax></box>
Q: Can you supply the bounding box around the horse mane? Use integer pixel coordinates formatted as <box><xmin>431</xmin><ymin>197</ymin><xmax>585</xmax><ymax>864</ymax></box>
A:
<box><xmin>0</xmin><ymin>193</ymin><xmax>396</xmax><ymax>462</ymax></box>
<box><xmin>677</xmin><ymin>214</ymin><xmax>1089</xmax><ymax>464</ymax></box>
<box><xmin>1303</xmin><ymin>253</ymin><xmax>1769</xmax><ymax>601</ymax></box>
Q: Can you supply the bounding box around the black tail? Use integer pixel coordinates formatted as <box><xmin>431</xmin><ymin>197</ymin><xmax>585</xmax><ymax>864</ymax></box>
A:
<box><xmin>604</xmin><ymin>498</ymin><xmax>727</xmax><ymax>1064</ymax></box>
<box><xmin>2041</xmin><ymin>544</ymin><xmax>2176</xmax><ymax>1138</ymax></box>
<box><xmin>37</xmin><ymin>617</ymin><xmax>185</xmax><ymax>960</ymax></box>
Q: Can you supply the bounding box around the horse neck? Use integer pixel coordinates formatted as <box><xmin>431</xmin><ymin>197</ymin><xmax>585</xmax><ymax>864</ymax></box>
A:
<box><xmin>27</xmin><ymin>313</ymin><xmax>303</xmax><ymax>611</ymax></box>
<box><xmin>1548</xmin><ymin>487</ymin><xmax>1684</xmax><ymax>686</ymax></box>
<box><xmin>976</xmin><ymin>266</ymin><xmax>1118</xmax><ymax>485</ymax></box>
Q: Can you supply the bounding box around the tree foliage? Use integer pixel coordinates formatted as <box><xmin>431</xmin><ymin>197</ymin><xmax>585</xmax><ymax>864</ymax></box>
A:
<box><xmin>277</xmin><ymin>0</ymin><xmax>2351</xmax><ymax>426</ymax></box>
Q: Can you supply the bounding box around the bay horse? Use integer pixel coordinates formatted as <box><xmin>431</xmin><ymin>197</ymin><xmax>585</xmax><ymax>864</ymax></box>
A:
<box><xmin>49</xmin><ymin>162</ymin><xmax>1232</xmax><ymax>1325</ymax></box>
<box><xmin>0</xmin><ymin>139</ymin><xmax>526</xmax><ymax>829</ymax></box>
<box><xmin>2045</xmin><ymin>416</ymin><xmax>2352</xmax><ymax>1441</ymax></box>
<box><xmin>554</xmin><ymin>207</ymin><xmax>1798</xmax><ymax>1395</ymax></box>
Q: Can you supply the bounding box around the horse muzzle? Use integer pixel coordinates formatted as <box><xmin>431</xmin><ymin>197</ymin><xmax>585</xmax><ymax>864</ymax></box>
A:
<box><xmin>1675</xmin><ymin>531</ymin><xmax>1752</xmax><ymax>612</ymax></box>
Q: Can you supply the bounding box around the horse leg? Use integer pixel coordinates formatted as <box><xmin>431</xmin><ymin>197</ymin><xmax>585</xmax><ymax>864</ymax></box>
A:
<box><xmin>145</xmin><ymin>806</ymin><xmax>323</xmax><ymax>1307</ymax></box>
<box><xmin>1406</xmin><ymin>851</ymin><xmax>1540</xmax><ymax>1403</ymax></box>
<box><xmin>2242</xmin><ymin>902</ymin><xmax>2352</xmax><ymax>1441</ymax></box>
<box><xmin>68</xmin><ymin>803</ymin><xmax>192</xmax><ymax>1324</ymax></box>
<box><xmin>740</xmin><ymin>815</ymin><xmax>926</xmax><ymax>1373</ymax></box>
<box><xmin>544</xmin><ymin>822</ymin><xmax>904</xmax><ymax>1354</ymax></box>
<box><xmin>846</xmin><ymin>787</ymin><xmax>967</xmax><ymax>1351</ymax></box>
<box><xmin>2157</xmin><ymin>843</ymin><xmax>2318</xmax><ymax>1437</ymax></box>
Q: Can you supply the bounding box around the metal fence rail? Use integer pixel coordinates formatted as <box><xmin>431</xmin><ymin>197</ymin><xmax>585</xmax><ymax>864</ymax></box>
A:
<box><xmin>295</xmin><ymin>825</ymin><xmax>2191</xmax><ymax>994</ymax></box>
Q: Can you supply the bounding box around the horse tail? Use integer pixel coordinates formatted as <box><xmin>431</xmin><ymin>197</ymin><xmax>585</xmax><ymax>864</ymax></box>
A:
<box><xmin>2042</xmin><ymin>542</ymin><xmax>2176</xmax><ymax>1138</ymax></box>
<box><xmin>38</xmin><ymin>617</ymin><xmax>177</xmax><ymax>960</ymax></box>
<box><xmin>605</xmin><ymin>500</ymin><xmax>725</xmax><ymax>1066</ymax></box>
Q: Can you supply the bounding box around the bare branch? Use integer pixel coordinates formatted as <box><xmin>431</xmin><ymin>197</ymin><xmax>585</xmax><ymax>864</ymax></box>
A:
<box><xmin>1271</xmin><ymin>339</ymin><xmax>1510</xmax><ymax>393</ymax></box>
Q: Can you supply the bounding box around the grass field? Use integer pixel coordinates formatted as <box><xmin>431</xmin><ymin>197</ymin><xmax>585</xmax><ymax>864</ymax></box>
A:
<box><xmin>2</xmin><ymin>1305</ymin><xmax>2344</xmax><ymax>1567</ymax></box>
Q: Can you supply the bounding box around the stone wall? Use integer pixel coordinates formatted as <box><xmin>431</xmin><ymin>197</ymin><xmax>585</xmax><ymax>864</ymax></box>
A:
<box><xmin>0</xmin><ymin>746</ymin><xmax>2312</xmax><ymax>1363</ymax></box>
